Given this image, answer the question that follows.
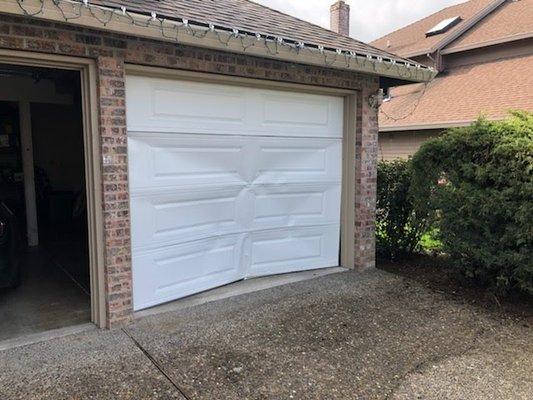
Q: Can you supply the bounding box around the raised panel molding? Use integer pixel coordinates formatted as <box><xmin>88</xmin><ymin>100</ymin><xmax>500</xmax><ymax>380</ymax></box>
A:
<box><xmin>126</xmin><ymin>75</ymin><xmax>344</xmax><ymax>138</ymax></box>
<box><xmin>127</xmin><ymin>75</ymin><xmax>343</xmax><ymax>310</ymax></box>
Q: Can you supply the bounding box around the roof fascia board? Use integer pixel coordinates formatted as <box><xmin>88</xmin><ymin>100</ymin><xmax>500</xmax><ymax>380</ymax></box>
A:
<box><xmin>379</xmin><ymin>118</ymin><xmax>506</xmax><ymax>132</ymax></box>
<box><xmin>379</xmin><ymin>121</ymin><xmax>472</xmax><ymax>132</ymax></box>
<box><xmin>0</xmin><ymin>0</ymin><xmax>436</xmax><ymax>82</ymax></box>
<box><xmin>441</xmin><ymin>32</ymin><xmax>533</xmax><ymax>54</ymax></box>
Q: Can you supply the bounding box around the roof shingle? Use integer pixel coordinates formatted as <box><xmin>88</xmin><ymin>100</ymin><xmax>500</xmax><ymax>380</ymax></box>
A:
<box><xmin>371</xmin><ymin>0</ymin><xmax>495</xmax><ymax>57</ymax></box>
<box><xmin>445</xmin><ymin>0</ymin><xmax>533</xmax><ymax>52</ymax></box>
<box><xmin>379</xmin><ymin>54</ymin><xmax>533</xmax><ymax>129</ymax></box>
<box><xmin>91</xmin><ymin>0</ymin><xmax>411</xmax><ymax>63</ymax></box>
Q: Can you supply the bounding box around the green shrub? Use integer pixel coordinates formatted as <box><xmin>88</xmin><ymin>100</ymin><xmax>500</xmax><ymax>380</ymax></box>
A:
<box><xmin>410</xmin><ymin>112</ymin><xmax>533</xmax><ymax>295</ymax></box>
<box><xmin>420</xmin><ymin>227</ymin><xmax>443</xmax><ymax>253</ymax></box>
<box><xmin>376</xmin><ymin>159</ymin><xmax>430</xmax><ymax>260</ymax></box>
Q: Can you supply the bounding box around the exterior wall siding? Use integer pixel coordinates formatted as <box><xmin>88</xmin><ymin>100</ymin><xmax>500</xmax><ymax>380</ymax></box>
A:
<box><xmin>0</xmin><ymin>14</ymin><xmax>380</xmax><ymax>327</ymax></box>
<box><xmin>378</xmin><ymin>130</ymin><xmax>442</xmax><ymax>161</ymax></box>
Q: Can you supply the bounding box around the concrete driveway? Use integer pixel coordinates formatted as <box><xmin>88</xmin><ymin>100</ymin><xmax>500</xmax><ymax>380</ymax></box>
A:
<box><xmin>1</xmin><ymin>269</ymin><xmax>531</xmax><ymax>399</ymax></box>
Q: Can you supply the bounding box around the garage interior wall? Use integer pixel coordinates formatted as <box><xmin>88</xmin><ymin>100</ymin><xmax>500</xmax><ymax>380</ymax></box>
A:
<box><xmin>32</xmin><ymin>103</ymin><xmax>85</xmax><ymax>193</ymax></box>
<box><xmin>31</xmin><ymin>102</ymin><xmax>90</xmax><ymax>289</ymax></box>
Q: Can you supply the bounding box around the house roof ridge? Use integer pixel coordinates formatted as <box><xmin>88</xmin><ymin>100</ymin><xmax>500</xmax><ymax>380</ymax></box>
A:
<box><xmin>370</xmin><ymin>0</ymin><xmax>472</xmax><ymax>45</ymax></box>
<box><xmin>442</xmin><ymin>0</ymin><xmax>533</xmax><ymax>53</ymax></box>
<box><xmin>430</xmin><ymin>0</ymin><xmax>507</xmax><ymax>55</ymax></box>
<box><xmin>370</xmin><ymin>0</ymin><xmax>507</xmax><ymax>57</ymax></box>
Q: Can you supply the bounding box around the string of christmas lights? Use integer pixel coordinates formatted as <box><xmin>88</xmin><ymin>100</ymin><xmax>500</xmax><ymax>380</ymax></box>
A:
<box><xmin>13</xmin><ymin>0</ymin><xmax>435</xmax><ymax>81</ymax></box>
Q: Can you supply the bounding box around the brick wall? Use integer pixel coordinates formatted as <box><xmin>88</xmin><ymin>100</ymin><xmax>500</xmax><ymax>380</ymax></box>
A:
<box><xmin>96</xmin><ymin>56</ymin><xmax>132</xmax><ymax>327</ymax></box>
<box><xmin>330</xmin><ymin>1</ymin><xmax>351</xmax><ymax>37</ymax></box>
<box><xmin>355</xmin><ymin>87</ymin><xmax>379</xmax><ymax>269</ymax></box>
<box><xmin>0</xmin><ymin>14</ymin><xmax>379</xmax><ymax>327</ymax></box>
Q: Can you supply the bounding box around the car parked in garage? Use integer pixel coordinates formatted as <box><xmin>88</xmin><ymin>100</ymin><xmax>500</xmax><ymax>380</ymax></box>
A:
<box><xmin>0</xmin><ymin>202</ymin><xmax>21</xmax><ymax>289</ymax></box>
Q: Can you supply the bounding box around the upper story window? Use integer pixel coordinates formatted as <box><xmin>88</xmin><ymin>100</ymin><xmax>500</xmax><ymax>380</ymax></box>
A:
<box><xmin>426</xmin><ymin>16</ymin><xmax>462</xmax><ymax>37</ymax></box>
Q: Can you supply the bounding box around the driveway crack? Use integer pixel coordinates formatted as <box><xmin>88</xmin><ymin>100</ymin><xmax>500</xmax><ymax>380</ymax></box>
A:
<box><xmin>122</xmin><ymin>328</ymin><xmax>193</xmax><ymax>400</ymax></box>
<box><xmin>383</xmin><ymin>341</ymin><xmax>480</xmax><ymax>400</ymax></box>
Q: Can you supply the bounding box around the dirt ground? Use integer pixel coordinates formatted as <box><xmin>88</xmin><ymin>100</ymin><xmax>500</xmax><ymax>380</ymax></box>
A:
<box><xmin>378</xmin><ymin>255</ymin><xmax>533</xmax><ymax>321</ymax></box>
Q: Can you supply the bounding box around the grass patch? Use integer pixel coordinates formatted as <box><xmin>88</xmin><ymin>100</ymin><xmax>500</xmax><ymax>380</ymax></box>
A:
<box><xmin>420</xmin><ymin>227</ymin><xmax>442</xmax><ymax>253</ymax></box>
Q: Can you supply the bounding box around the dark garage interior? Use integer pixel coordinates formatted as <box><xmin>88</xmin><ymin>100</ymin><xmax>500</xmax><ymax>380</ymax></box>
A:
<box><xmin>0</xmin><ymin>65</ymin><xmax>90</xmax><ymax>342</ymax></box>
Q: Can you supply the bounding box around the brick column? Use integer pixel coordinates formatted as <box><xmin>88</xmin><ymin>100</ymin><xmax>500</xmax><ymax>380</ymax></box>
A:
<box><xmin>354</xmin><ymin>87</ymin><xmax>379</xmax><ymax>269</ymax></box>
<box><xmin>96</xmin><ymin>56</ymin><xmax>133</xmax><ymax>327</ymax></box>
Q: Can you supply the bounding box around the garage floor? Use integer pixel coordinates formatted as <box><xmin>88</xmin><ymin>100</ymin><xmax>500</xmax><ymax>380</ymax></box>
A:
<box><xmin>0</xmin><ymin>247</ymin><xmax>90</xmax><ymax>341</ymax></box>
<box><xmin>1</xmin><ymin>269</ymin><xmax>531</xmax><ymax>400</ymax></box>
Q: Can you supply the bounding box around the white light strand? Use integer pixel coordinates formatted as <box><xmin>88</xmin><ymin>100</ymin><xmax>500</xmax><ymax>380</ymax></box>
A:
<box><xmin>380</xmin><ymin>81</ymin><xmax>430</xmax><ymax>122</ymax></box>
<box><xmin>14</xmin><ymin>0</ymin><xmax>433</xmax><ymax>81</ymax></box>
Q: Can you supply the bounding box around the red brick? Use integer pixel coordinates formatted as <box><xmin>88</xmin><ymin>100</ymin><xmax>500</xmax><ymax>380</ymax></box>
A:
<box><xmin>0</xmin><ymin>15</ymin><xmax>379</xmax><ymax>328</ymax></box>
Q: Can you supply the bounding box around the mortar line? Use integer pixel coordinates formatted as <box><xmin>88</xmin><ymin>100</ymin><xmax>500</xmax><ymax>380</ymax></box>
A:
<box><xmin>122</xmin><ymin>328</ymin><xmax>193</xmax><ymax>400</ymax></box>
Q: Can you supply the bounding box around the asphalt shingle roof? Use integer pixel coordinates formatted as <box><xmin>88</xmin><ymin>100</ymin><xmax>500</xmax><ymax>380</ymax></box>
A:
<box><xmin>379</xmin><ymin>54</ymin><xmax>533</xmax><ymax>129</ymax></box>
<box><xmin>371</xmin><ymin>0</ymin><xmax>496</xmax><ymax>57</ymax></box>
<box><xmin>445</xmin><ymin>0</ymin><xmax>533</xmax><ymax>52</ymax></box>
<box><xmin>90</xmin><ymin>0</ymin><xmax>416</xmax><ymax>64</ymax></box>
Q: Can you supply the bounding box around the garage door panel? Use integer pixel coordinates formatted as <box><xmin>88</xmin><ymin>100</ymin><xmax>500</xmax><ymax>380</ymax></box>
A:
<box><xmin>250</xmin><ymin>183</ymin><xmax>341</xmax><ymax>229</ymax></box>
<box><xmin>152</xmin><ymin>84</ymin><xmax>247</xmax><ymax>123</ymax></box>
<box><xmin>126</xmin><ymin>77</ymin><xmax>249</xmax><ymax>135</ymax></box>
<box><xmin>255</xmin><ymin>138</ymin><xmax>341</xmax><ymax>183</ymax></box>
<box><xmin>130</xmin><ymin>186</ymin><xmax>246</xmax><ymax>251</ymax></box>
<box><xmin>129</xmin><ymin>134</ymin><xmax>341</xmax><ymax>190</ymax></box>
<box><xmin>126</xmin><ymin>76</ymin><xmax>343</xmax><ymax>138</ymax></box>
<box><xmin>127</xmin><ymin>74</ymin><xmax>345</xmax><ymax>311</ymax></box>
<box><xmin>132</xmin><ymin>235</ymin><xmax>245</xmax><ymax>310</ymax></box>
<box><xmin>128</xmin><ymin>133</ymin><xmax>247</xmax><ymax>190</ymax></box>
<box><xmin>247</xmin><ymin>225</ymin><xmax>340</xmax><ymax>277</ymax></box>
<box><xmin>131</xmin><ymin>182</ymin><xmax>340</xmax><ymax>251</ymax></box>
<box><xmin>259</xmin><ymin>92</ymin><xmax>343</xmax><ymax>136</ymax></box>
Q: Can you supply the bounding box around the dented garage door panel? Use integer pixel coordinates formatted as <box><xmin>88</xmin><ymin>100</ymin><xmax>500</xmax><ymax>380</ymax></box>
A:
<box><xmin>127</xmin><ymin>75</ymin><xmax>343</xmax><ymax>311</ymax></box>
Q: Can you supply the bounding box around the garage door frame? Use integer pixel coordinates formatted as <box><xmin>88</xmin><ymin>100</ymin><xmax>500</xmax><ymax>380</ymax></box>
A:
<box><xmin>125</xmin><ymin>64</ymin><xmax>358</xmax><ymax>297</ymax></box>
<box><xmin>0</xmin><ymin>49</ymin><xmax>107</xmax><ymax>328</ymax></box>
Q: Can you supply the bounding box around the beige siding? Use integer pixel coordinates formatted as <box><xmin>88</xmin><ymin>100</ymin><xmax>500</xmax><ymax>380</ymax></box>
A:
<box><xmin>378</xmin><ymin>130</ymin><xmax>441</xmax><ymax>161</ymax></box>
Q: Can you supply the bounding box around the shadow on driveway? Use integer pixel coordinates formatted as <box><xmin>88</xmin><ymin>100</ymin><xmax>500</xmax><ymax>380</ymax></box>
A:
<box><xmin>1</xmin><ymin>269</ymin><xmax>531</xmax><ymax>399</ymax></box>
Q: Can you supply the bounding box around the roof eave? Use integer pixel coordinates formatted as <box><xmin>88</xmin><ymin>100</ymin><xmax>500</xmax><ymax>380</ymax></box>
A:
<box><xmin>0</xmin><ymin>0</ymin><xmax>436</xmax><ymax>83</ymax></box>
<box><xmin>378</xmin><ymin>117</ymin><xmax>506</xmax><ymax>132</ymax></box>
<box><xmin>441</xmin><ymin>32</ymin><xmax>533</xmax><ymax>54</ymax></box>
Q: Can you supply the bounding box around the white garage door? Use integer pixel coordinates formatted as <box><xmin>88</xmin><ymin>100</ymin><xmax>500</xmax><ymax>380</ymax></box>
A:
<box><xmin>127</xmin><ymin>75</ymin><xmax>344</xmax><ymax>310</ymax></box>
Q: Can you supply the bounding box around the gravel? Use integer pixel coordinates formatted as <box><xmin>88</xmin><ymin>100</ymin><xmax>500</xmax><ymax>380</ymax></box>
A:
<box><xmin>1</xmin><ymin>268</ymin><xmax>531</xmax><ymax>399</ymax></box>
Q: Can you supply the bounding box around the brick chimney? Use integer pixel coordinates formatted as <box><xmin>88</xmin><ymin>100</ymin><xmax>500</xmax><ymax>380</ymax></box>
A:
<box><xmin>330</xmin><ymin>1</ymin><xmax>350</xmax><ymax>36</ymax></box>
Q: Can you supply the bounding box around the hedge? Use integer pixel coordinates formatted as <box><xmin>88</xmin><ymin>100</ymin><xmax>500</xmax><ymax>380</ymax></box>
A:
<box><xmin>410</xmin><ymin>112</ymin><xmax>533</xmax><ymax>295</ymax></box>
<box><xmin>376</xmin><ymin>159</ymin><xmax>429</xmax><ymax>260</ymax></box>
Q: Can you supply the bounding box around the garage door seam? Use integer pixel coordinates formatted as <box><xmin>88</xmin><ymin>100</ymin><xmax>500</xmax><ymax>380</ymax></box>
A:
<box><xmin>122</xmin><ymin>328</ymin><xmax>192</xmax><ymax>400</ymax></box>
